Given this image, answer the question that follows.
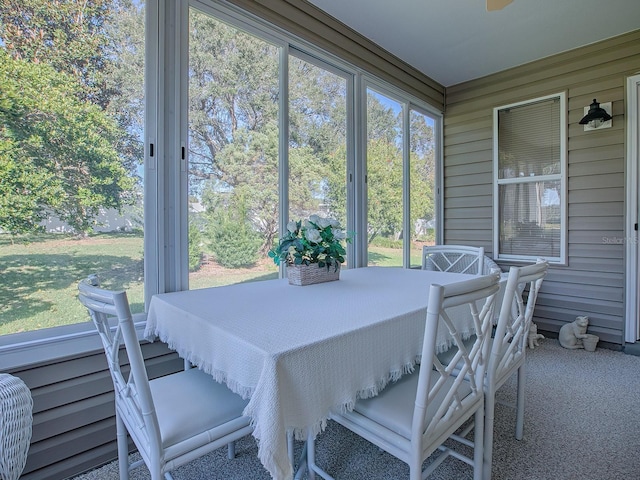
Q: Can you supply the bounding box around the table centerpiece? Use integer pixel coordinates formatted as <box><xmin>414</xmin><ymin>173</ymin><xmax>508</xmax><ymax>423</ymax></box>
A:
<box><xmin>269</xmin><ymin>215</ymin><xmax>352</xmax><ymax>286</ymax></box>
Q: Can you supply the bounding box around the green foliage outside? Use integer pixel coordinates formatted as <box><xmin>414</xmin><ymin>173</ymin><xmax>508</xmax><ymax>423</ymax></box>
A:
<box><xmin>0</xmin><ymin>49</ymin><xmax>135</xmax><ymax>234</ymax></box>
<box><xmin>207</xmin><ymin>195</ymin><xmax>263</xmax><ymax>268</ymax></box>
<box><xmin>0</xmin><ymin>0</ymin><xmax>143</xmax><ymax>235</ymax></box>
<box><xmin>0</xmin><ymin>2</ymin><xmax>438</xmax><ymax>335</ymax></box>
<box><xmin>188</xmin><ymin>222</ymin><xmax>203</xmax><ymax>272</ymax></box>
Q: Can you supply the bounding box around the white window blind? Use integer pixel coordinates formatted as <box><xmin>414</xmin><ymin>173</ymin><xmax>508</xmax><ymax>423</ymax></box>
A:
<box><xmin>495</xmin><ymin>95</ymin><xmax>565</xmax><ymax>262</ymax></box>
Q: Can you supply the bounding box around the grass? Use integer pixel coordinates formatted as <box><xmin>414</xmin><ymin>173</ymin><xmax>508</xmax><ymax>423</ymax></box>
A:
<box><xmin>0</xmin><ymin>232</ymin><xmax>145</xmax><ymax>335</ymax></box>
<box><xmin>0</xmin><ymin>233</ymin><xmax>425</xmax><ymax>336</ymax></box>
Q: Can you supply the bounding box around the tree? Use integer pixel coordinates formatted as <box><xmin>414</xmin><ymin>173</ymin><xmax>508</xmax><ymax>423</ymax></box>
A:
<box><xmin>288</xmin><ymin>56</ymin><xmax>348</xmax><ymax>223</ymax></box>
<box><xmin>188</xmin><ymin>11</ymin><xmax>280</xmax><ymax>253</ymax></box>
<box><xmin>0</xmin><ymin>0</ymin><xmax>144</xmax><ymax>234</ymax></box>
<box><xmin>0</xmin><ymin>0</ymin><xmax>115</xmax><ymax>107</ymax></box>
<box><xmin>366</xmin><ymin>138</ymin><xmax>404</xmax><ymax>243</ymax></box>
<box><xmin>0</xmin><ymin>50</ymin><xmax>135</xmax><ymax>234</ymax></box>
<box><xmin>207</xmin><ymin>192</ymin><xmax>263</xmax><ymax>268</ymax></box>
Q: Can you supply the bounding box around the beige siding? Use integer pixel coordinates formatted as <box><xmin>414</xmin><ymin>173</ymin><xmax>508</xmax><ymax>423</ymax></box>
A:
<box><xmin>444</xmin><ymin>29</ymin><xmax>640</xmax><ymax>345</ymax></box>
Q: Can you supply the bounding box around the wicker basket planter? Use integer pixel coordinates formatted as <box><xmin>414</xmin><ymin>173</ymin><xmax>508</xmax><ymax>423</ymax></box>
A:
<box><xmin>287</xmin><ymin>264</ymin><xmax>341</xmax><ymax>286</ymax></box>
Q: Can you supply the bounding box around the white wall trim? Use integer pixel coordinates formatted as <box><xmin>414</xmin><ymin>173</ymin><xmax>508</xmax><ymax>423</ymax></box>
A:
<box><xmin>624</xmin><ymin>73</ymin><xmax>640</xmax><ymax>343</ymax></box>
<box><xmin>0</xmin><ymin>314</ymin><xmax>148</xmax><ymax>371</ymax></box>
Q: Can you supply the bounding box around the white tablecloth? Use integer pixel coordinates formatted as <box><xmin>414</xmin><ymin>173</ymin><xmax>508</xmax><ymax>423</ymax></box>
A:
<box><xmin>144</xmin><ymin>267</ymin><xmax>479</xmax><ymax>480</ymax></box>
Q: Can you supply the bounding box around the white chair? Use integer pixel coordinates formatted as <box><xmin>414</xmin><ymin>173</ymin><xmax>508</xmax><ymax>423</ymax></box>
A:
<box><xmin>482</xmin><ymin>260</ymin><xmax>548</xmax><ymax>480</ymax></box>
<box><xmin>307</xmin><ymin>272</ymin><xmax>501</xmax><ymax>480</ymax></box>
<box><xmin>77</xmin><ymin>277</ymin><xmax>253</xmax><ymax>480</ymax></box>
<box><xmin>422</xmin><ymin>245</ymin><xmax>485</xmax><ymax>275</ymax></box>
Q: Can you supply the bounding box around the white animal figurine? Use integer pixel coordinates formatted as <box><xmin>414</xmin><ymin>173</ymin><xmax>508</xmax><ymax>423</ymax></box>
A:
<box><xmin>558</xmin><ymin>315</ymin><xmax>589</xmax><ymax>349</ymax></box>
<box><xmin>527</xmin><ymin>322</ymin><xmax>545</xmax><ymax>349</ymax></box>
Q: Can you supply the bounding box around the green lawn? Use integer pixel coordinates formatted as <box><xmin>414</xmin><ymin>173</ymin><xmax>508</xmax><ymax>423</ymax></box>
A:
<box><xmin>0</xmin><ymin>232</ymin><xmax>145</xmax><ymax>335</ymax></box>
<box><xmin>0</xmin><ymin>233</ymin><xmax>422</xmax><ymax>336</ymax></box>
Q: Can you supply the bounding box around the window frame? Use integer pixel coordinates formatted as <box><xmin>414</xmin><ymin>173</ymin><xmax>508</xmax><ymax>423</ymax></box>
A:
<box><xmin>361</xmin><ymin>77</ymin><xmax>442</xmax><ymax>268</ymax></box>
<box><xmin>0</xmin><ymin>0</ymin><xmax>443</xmax><ymax>363</ymax></box>
<box><xmin>492</xmin><ymin>92</ymin><xmax>567</xmax><ymax>265</ymax></box>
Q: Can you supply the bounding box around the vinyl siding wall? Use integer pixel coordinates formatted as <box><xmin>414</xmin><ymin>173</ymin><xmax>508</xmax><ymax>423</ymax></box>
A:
<box><xmin>444</xmin><ymin>29</ymin><xmax>640</xmax><ymax>346</ymax></box>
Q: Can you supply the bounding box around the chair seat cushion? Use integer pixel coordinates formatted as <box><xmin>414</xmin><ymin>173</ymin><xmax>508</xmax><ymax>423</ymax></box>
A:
<box><xmin>150</xmin><ymin>367</ymin><xmax>249</xmax><ymax>448</ymax></box>
<box><xmin>436</xmin><ymin>335</ymin><xmax>478</xmax><ymax>367</ymax></box>
<box><xmin>352</xmin><ymin>367</ymin><xmax>470</xmax><ymax>439</ymax></box>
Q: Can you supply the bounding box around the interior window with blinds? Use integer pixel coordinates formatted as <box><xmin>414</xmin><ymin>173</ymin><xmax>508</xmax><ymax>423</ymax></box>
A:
<box><xmin>494</xmin><ymin>94</ymin><xmax>566</xmax><ymax>263</ymax></box>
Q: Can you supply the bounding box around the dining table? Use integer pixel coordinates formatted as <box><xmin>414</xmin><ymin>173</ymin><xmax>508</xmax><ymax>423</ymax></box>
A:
<box><xmin>144</xmin><ymin>266</ymin><xmax>496</xmax><ymax>480</ymax></box>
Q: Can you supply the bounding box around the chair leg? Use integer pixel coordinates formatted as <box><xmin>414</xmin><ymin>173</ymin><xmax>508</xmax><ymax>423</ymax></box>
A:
<box><xmin>227</xmin><ymin>441</ymin><xmax>236</xmax><ymax>459</ymax></box>
<box><xmin>115</xmin><ymin>412</ymin><xmax>130</xmax><ymax>480</ymax></box>
<box><xmin>482</xmin><ymin>390</ymin><xmax>495</xmax><ymax>480</ymax></box>
<box><xmin>515</xmin><ymin>366</ymin><xmax>526</xmax><ymax>440</ymax></box>
<box><xmin>409</xmin><ymin>459</ymin><xmax>422</xmax><ymax>480</ymax></box>
<box><xmin>473</xmin><ymin>406</ymin><xmax>485</xmax><ymax>480</ymax></box>
<box><xmin>307</xmin><ymin>433</ymin><xmax>317</xmax><ymax>480</ymax></box>
<box><xmin>306</xmin><ymin>431</ymin><xmax>337</xmax><ymax>480</ymax></box>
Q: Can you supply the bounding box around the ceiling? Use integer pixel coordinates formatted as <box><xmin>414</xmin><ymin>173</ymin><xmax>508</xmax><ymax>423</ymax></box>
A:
<box><xmin>307</xmin><ymin>0</ymin><xmax>640</xmax><ymax>87</ymax></box>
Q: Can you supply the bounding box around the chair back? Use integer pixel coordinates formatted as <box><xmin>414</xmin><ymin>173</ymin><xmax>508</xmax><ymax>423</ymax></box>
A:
<box><xmin>413</xmin><ymin>271</ymin><xmax>500</xmax><ymax>446</ymax></box>
<box><xmin>77</xmin><ymin>277</ymin><xmax>162</xmax><ymax>459</ymax></box>
<box><xmin>488</xmin><ymin>260</ymin><xmax>548</xmax><ymax>387</ymax></box>
<box><xmin>422</xmin><ymin>245</ymin><xmax>485</xmax><ymax>275</ymax></box>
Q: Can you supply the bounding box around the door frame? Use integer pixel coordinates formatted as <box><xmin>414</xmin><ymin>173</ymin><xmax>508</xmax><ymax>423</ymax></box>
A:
<box><xmin>625</xmin><ymin>73</ymin><xmax>640</xmax><ymax>343</ymax></box>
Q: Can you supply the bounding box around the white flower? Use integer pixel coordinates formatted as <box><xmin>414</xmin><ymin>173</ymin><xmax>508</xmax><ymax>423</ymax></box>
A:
<box><xmin>303</xmin><ymin>219</ymin><xmax>315</xmax><ymax>231</ymax></box>
<box><xmin>305</xmin><ymin>227</ymin><xmax>322</xmax><ymax>243</ymax></box>
<box><xmin>308</xmin><ymin>214</ymin><xmax>321</xmax><ymax>225</ymax></box>
<box><xmin>316</xmin><ymin>216</ymin><xmax>331</xmax><ymax>228</ymax></box>
<box><xmin>332</xmin><ymin>228</ymin><xmax>346</xmax><ymax>240</ymax></box>
<box><xmin>287</xmin><ymin>220</ymin><xmax>298</xmax><ymax>234</ymax></box>
<box><xmin>327</xmin><ymin>217</ymin><xmax>340</xmax><ymax>227</ymax></box>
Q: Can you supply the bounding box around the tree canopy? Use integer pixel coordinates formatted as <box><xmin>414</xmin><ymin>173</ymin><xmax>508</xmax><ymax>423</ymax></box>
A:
<box><xmin>0</xmin><ymin>0</ymin><xmax>143</xmax><ymax>235</ymax></box>
<box><xmin>0</xmin><ymin>0</ymin><xmax>435</xmax><ymax>258</ymax></box>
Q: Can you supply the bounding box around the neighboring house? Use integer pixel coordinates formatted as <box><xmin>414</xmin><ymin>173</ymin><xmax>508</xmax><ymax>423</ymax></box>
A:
<box><xmin>2</xmin><ymin>1</ymin><xmax>639</xmax><ymax>478</ymax></box>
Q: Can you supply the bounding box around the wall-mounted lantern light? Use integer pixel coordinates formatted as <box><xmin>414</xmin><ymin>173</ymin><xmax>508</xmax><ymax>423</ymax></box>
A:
<box><xmin>579</xmin><ymin>98</ymin><xmax>612</xmax><ymax>130</ymax></box>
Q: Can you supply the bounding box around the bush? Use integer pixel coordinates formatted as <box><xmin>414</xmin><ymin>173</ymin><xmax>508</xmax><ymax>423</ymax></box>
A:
<box><xmin>208</xmin><ymin>203</ymin><xmax>262</xmax><ymax>269</ymax></box>
<box><xmin>188</xmin><ymin>223</ymin><xmax>203</xmax><ymax>271</ymax></box>
<box><xmin>370</xmin><ymin>236</ymin><xmax>403</xmax><ymax>249</ymax></box>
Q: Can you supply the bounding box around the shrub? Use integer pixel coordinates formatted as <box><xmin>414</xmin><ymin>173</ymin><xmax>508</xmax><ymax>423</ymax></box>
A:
<box><xmin>208</xmin><ymin>202</ymin><xmax>262</xmax><ymax>269</ymax></box>
<box><xmin>188</xmin><ymin>223</ymin><xmax>203</xmax><ymax>271</ymax></box>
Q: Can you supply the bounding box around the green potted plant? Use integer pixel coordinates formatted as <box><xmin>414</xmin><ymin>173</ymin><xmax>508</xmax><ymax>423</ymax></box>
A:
<box><xmin>269</xmin><ymin>215</ymin><xmax>352</xmax><ymax>285</ymax></box>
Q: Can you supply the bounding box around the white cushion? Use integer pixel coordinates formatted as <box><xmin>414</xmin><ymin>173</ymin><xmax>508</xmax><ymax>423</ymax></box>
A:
<box><xmin>352</xmin><ymin>368</ymin><xmax>471</xmax><ymax>439</ymax></box>
<box><xmin>150</xmin><ymin>367</ymin><xmax>249</xmax><ymax>448</ymax></box>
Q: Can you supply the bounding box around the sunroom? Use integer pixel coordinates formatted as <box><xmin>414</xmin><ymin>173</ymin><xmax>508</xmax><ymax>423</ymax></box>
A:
<box><xmin>1</xmin><ymin>0</ymin><xmax>640</xmax><ymax>478</ymax></box>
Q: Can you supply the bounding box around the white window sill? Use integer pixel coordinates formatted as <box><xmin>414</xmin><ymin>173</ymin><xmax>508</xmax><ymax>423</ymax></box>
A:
<box><xmin>0</xmin><ymin>313</ymin><xmax>148</xmax><ymax>371</ymax></box>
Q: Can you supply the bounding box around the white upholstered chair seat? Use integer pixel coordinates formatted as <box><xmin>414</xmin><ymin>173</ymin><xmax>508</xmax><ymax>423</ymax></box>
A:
<box><xmin>350</xmin><ymin>369</ymin><xmax>471</xmax><ymax>441</ymax></box>
<box><xmin>150</xmin><ymin>368</ymin><xmax>249</xmax><ymax>449</ymax></box>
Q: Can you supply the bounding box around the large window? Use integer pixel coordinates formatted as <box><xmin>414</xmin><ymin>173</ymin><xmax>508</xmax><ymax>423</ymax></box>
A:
<box><xmin>0</xmin><ymin>0</ymin><xmax>442</xmax><ymax>343</ymax></box>
<box><xmin>366</xmin><ymin>88</ymin><xmax>405</xmax><ymax>267</ymax></box>
<box><xmin>493</xmin><ymin>93</ymin><xmax>566</xmax><ymax>263</ymax></box>
<box><xmin>365</xmin><ymin>87</ymin><xmax>438</xmax><ymax>268</ymax></box>
<box><xmin>0</xmin><ymin>0</ymin><xmax>145</xmax><ymax>336</ymax></box>
<box><xmin>288</xmin><ymin>53</ymin><xmax>349</xmax><ymax>244</ymax></box>
<box><xmin>187</xmin><ymin>8</ymin><xmax>280</xmax><ymax>288</ymax></box>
